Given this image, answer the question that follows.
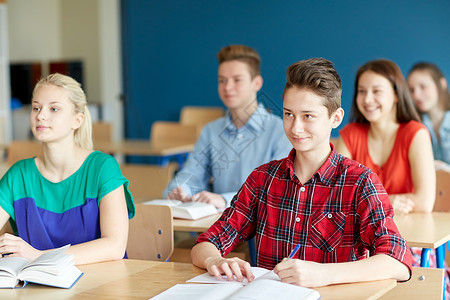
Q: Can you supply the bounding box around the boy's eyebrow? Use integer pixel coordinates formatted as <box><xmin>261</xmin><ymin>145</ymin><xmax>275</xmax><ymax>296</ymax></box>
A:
<box><xmin>218</xmin><ymin>74</ymin><xmax>244</xmax><ymax>79</ymax></box>
<box><xmin>283</xmin><ymin>107</ymin><xmax>316</xmax><ymax>113</ymax></box>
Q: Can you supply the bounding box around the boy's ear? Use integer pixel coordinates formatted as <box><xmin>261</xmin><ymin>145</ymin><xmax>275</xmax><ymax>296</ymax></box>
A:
<box><xmin>252</xmin><ymin>75</ymin><xmax>263</xmax><ymax>92</ymax></box>
<box><xmin>440</xmin><ymin>77</ymin><xmax>447</xmax><ymax>90</ymax></box>
<box><xmin>331</xmin><ymin>108</ymin><xmax>344</xmax><ymax>129</ymax></box>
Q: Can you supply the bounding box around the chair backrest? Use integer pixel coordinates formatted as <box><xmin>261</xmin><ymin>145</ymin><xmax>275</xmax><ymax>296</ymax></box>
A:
<box><xmin>433</xmin><ymin>168</ymin><xmax>450</xmax><ymax>212</ymax></box>
<box><xmin>92</xmin><ymin>122</ymin><xmax>113</xmax><ymax>144</ymax></box>
<box><xmin>180</xmin><ymin>106</ymin><xmax>224</xmax><ymax>136</ymax></box>
<box><xmin>7</xmin><ymin>140</ymin><xmax>43</xmax><ymax>166</ymax></box>
<box><xmin>127</xmin><ymin>203</ymin><xmax>174</xmax><ymax>261</ymax></box>
<box><xmin>150</xmin><ymin>121</ymin><xmax>198</xmax><ymax>144</ymax></box>
<box><xmin>379</xmin><ymin>267</ymin><xmax>444</xmax><ymax>299</ymax></box>
<box><xmin>121</xmin><ymin>163</ymin><xmax>177</xmax><ymax>202</ymax></box>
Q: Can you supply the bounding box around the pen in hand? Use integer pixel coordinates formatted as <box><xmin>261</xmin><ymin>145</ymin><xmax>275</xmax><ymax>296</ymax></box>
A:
<box><xmin>273</xmin><ymin>244</ymin><xmax>301</xmax><ymax>276</ymax></box>
<box><xmin>288</xmin><ymin>244</ymin><xmax>301</xmax><ymax>259</ymax></box>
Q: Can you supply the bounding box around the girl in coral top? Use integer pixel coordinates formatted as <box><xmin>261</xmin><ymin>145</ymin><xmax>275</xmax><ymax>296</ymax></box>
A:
<box><xmin>335</xmin><ymin>59</ymin><xmax>450</xmax><ymax>298</ymax></box>
<box><xmin>336</xmin><ymin>59</ymin><xmax>435</xmax><ymax>215</ymax></box>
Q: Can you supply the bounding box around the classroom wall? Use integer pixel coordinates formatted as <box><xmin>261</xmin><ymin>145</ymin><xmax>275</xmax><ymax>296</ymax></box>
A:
<box><xmin>8</xmin><ymin>0</ymin><xmax>61</xmax><ymax>63</ymax></box>
<box><xmin>7</xmin><ymin>0</ymin><xmax>124</xmax><ymax>141</ymax></box>
<box><xmin>8</xmin><ymin>0</ymin><xmax>121</xmax><ymax>107</ymax></box>
<box><xmin>61</xmin><ymin>0</ymin><xmax>101</xmax><ymax>103</ymax></box>
<box><xmin>121</xmin><ymin>0</ymin><xmax>450</xmax><ymax>139</ymax></box>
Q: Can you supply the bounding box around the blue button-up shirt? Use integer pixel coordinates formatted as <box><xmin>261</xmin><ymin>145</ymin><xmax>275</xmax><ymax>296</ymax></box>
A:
<box><xmin>163</xmin><ymin>104</ymin><xmax>292</xmax><ymax>206</ymax></box>
<box><xmin>422</xmin><ymin>111</ymin><xmax>450</xmax><ymax>164</ymax></box>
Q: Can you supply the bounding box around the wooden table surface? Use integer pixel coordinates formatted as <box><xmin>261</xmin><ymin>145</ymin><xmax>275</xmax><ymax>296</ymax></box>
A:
<box><xmin>0</xmin><ymin>259</ymin><xmax>396</xmax><ymax>300</ymax></box>
<box><xmin>395</xmin><ymin>212</ymin><xmax>450</xmax><ymax>249</ymax></box>
<box><xmin>172</xmin><ymin>213</ymin><xmax>221</xmax><ymax>232</ymax></box>
<box><xmin>94</xmin><ymin>140</ymin><xmax>194</xmax><ymax>156</ymax></box>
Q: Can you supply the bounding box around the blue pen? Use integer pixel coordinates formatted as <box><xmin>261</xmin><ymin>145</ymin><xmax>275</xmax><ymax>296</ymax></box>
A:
<box><xmin>288</xmin><ymin>244</ymin><xmax>301</xmax><ymax>259</ymax></box>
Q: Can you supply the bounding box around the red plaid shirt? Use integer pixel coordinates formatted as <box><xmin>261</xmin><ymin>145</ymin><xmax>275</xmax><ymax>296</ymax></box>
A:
<box><xmin>197</xmin><ymin>147</ymin><xmax>412</xmax><ymax>273</ymax></box>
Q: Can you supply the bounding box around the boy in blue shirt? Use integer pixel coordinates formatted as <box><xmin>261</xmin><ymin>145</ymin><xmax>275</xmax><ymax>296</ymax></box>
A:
<box><xmin>163</xmin><ymin>45</ymin><xmax>291</xmax><ymax>208</ymax></box>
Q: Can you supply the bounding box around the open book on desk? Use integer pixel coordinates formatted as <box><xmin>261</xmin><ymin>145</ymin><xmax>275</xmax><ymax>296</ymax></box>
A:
<box><xmin>143</xmin><ymin>199</ymin><xmax>219</xmax><ymax>220</ymax></box>
<box><xmin>0</xmin><ymin>244</ymin><xmax>83</xmax><ymax>289</ymax></box>
<box><xmin>150</xmin><ymin>267</ymin><xmax>320</xmax><ymax>300</ymax></box>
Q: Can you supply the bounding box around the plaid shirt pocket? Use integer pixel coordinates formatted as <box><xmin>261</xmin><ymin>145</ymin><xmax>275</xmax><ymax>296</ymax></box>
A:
<box><xmin>310</xmin><ymin>211</ymin><xmax>347</xmax><ymax>252</ymax></box>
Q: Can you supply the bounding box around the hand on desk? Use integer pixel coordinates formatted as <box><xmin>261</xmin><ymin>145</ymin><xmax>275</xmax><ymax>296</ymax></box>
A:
<box><xmin>192</xmin><ymin>191</ymin><xmax>226</xmax><ymax>209</ymax></box>
<box><xmin>205</xmin><ymin>256</ymin><xmax>255</xmax><ymax>282</ymax></box>
<box><xmin>167</xmin><ymin>187</ymin><xmax>226</xmax><ymax>209</ymax></box>
<box><xmin>391</xmin><ymin>194</ymin><xmax>415</xmax><ymax>215</ymax></box>
<box><xmin>0</xmin><ymin>233</ymin><xmax>43</xmax><ymax>261</ymax></box>
<box><xmin>166</xmin><ymin>186</ymin><xmax>191</xmax><ymax>202</ymax></box>
<box><xmin>274</xmin><ymin>258</ymin><xmax>326</xmax><ymax>287</ymax></box>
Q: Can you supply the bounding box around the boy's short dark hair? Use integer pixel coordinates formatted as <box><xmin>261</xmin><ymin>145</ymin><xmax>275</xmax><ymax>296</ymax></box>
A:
<box><xmin>283</xmin><ymin>58</ymin><xmax>342</xmax><ymax>117</ymax></box>
<box><xmin>217</xmin><ymin>45</ymin><xmax>261</xmax><ymax>79</ymax></box>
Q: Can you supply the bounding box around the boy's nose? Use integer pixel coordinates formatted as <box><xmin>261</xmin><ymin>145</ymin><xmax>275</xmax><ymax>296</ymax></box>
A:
<box><xmin>292</xmin><ymin>120</ymin><xmax>305</xmax><ymax>134</ymax></box>
<box><xmin>224</xmin><ymin>81</ymin><xmax>234</xmax><ymax>91</ymax></box>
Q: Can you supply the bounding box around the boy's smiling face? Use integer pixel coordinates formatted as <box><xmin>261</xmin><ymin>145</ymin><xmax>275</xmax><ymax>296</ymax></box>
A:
<box><xmin>283</xmin><ymin>87</ymin><xmax>343</xmax><ymax>153</ymax></box>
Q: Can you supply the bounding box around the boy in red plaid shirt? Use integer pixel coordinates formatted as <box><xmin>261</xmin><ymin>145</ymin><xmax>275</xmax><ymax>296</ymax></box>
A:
<box><xmin>191</xmin><ymin>58</ymin><xmax>412</xmax><ymax>287</ymax></box>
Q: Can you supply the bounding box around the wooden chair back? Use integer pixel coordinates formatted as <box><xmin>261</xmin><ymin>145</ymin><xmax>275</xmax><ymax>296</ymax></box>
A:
<box><xmin>150</xmin><ymin>121</ymin><xmax>198</xmax><ymax>145</ymax></box>
<box><xmin>121</xmin><ymin>163</ymin><xmax>177</xmax><ymax>202</ymax></box>
<box><xmin>433</xmin><ymin>168</ymin><xmax>450</xmax><ymax>212</ymax></box>
<box><xmin>92</xmin><ymin>122</ymin><xmax>113</xmax><ymax>144</ymax></box>
<box><xmin>180</xmin><ymin>106</ymin><xmax>224</xmax><ymax>136</ymax></box>
<box><xmin>432</xmin><ymin>168</ymin><xmax>450</xmax><ymax>267</ymax></box>
<box><xmin>379</xmin><ymin>267</ymin><xmax>444</xmax><ymax>299</ymax></box>
<box><xmin>127</xmin><ymin>203</ymin><xmax>174</xmax><ymax>261</ymax></box>
<box><xmin>7</xmin><ymin>140</ymin><xmax>43</xmax><ymax>166</ymax></box>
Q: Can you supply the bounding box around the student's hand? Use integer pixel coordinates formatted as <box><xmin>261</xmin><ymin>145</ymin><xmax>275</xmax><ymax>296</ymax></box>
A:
<box><xmin>204</xmin><ymin>256</ymin><xmax>255</xmax><ymax>282</ymax></box>
<box><xmin>167</xmin><ymin>186</ymin><xmax>191</xmax><ymax>202</ymax></box>
<box><xmin>0</xmin><ymin>233</ymin><xmax>43</xmax><ymax>261</ymax></box>
<box><xmin>274</xmin><ymin>258</ymin><xmax>327</xmax><ymax>287</ymax></box>
<box><xmin>192</xmin><ymin>191</ymin><xmax>226</xmax><ymax>209</ymax></box>
<box><xmin>390</xmin><ymin>195</ymin><xmax>415</xmax><ymax>215</ymax></box>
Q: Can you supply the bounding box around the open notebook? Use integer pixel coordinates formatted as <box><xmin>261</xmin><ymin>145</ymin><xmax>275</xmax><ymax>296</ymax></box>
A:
<box><xmin>142</xmin><ymin>199</ymin><xmax>219</xmax><ymax>220</ymax></box>
<box><xmin>150</xmin><ymin>267</ymin><xmax>320</xmax><ymax>300</ymax></box>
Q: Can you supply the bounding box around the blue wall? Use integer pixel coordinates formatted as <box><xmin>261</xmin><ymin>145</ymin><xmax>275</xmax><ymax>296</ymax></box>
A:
<box><xmin>121</xmin><ymin>1</ymin><xmax>450</xmax><ymax>139</ymax></box>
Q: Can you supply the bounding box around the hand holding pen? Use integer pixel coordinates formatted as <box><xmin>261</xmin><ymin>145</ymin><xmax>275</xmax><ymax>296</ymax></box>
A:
<box><xmin>288</xmin><ymin>244</ymin><xmax>301</xmax><ymax>259</ymax></box>
<box><xmin>274</xmin><ymin>243</ymin><xmax>325</xmax><ymax>287</ymax></box>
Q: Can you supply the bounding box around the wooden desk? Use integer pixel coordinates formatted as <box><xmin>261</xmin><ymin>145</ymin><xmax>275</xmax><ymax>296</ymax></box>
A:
<box><xmin>173</xmin><ymin>213</ymin><xmax>221</xmax><ymax>232</ymax></box>
<box><xmin>95</xmin><ymin>140</ymin><xmax>194</xmax><ymax>157</ymax></box>
<box><xmin>95</xmin><ymin>140</ymin><xmax>194</xmax><ymax>166</ymax></box>
<box><xmin>0</xmin><ymin>260</ymin><xmax>396</xmax><ymax>299</ymax></box>
<box><xmin>395</xmin><ymin>212</ymin><xmax>450</xmax><ymax>249</ymax></box>
<box><xmin>395</xmin><ymin>212</ymin><xmax>450</xmax><ymax>268</ymax></box>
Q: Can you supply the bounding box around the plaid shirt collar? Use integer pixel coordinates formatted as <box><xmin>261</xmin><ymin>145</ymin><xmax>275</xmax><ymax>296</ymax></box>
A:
<box><xmin>282</xmin><ymin>143</ymin><xmax>340</xmax><ymax>187</ymax></box>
